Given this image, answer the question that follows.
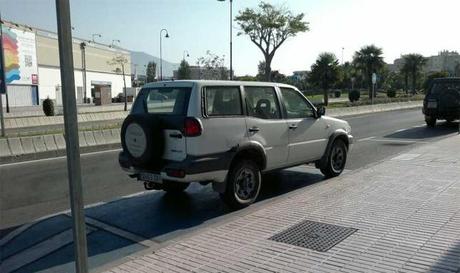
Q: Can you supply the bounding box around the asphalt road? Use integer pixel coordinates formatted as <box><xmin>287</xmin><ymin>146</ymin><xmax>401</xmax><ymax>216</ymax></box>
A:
<box><xmin>1</xmin><ymin>108</ymin><xmax>459</xmax><ymax>273</ymax></box>
<box><xmin>1</xmin><ymin>108</ymin><xmax>458</xmax><ymax>229</ymax></box>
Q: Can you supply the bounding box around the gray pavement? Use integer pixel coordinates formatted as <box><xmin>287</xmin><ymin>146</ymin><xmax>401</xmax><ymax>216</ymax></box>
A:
<box><xmin>102</xmin><ymin>134</ymin><xmax>460</xmax><ymax>273</ymax></box>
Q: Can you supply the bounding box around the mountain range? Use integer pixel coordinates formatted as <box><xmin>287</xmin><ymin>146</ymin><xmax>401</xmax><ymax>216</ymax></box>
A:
<box><xmin>130</xmin><ymin>51</ymin><xmax>179</xmax><ymax>78</ymax></box>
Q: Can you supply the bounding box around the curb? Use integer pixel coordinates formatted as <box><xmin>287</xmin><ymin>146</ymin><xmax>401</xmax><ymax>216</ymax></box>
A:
<box><xmin>0</xmin><ymin>102</ymin><xmax>423</xmax><ymax>165</ymax></box>
<box><xmin>0</xmin><ymin>129</ymin><xmax>121</xmax><ymax>164</ymax></box>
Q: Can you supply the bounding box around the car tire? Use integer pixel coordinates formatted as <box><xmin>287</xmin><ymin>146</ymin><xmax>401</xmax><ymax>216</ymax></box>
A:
<box><xmin>320</xmin><ymin>139</ymin><xmax>347</xmax><ymax>178</ymax></box>
<box><xmin>425</xmin><ymin>116</ymin><xmax>436</xmax><ymax>127</ymax></box>
<box><xmin>162</xmin><ymin>181</ymin><xmax>190</xmax><ymax>194</ymax></box>
<box><xmin>220</xmin><ymin>160</ymin><xmax>261</xmax><ymax>210</ymax></box>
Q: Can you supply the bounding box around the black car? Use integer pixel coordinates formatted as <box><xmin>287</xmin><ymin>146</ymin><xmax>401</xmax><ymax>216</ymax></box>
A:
<box><xmin>423</xmin><ymin>77</ymin><xmax>460</xmax><ymax>127</ymax></box>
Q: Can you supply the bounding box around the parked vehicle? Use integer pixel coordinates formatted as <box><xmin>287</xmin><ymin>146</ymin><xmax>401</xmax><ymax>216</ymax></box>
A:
<box><xmin>423</xmin><ymin>78</ymin><xmax>460</xmax><ymax>127</ymax></box>
<box><xmin>119</xmin><ymin>80</ymin><xmax>353</xmax><ymax>208</ymax></box>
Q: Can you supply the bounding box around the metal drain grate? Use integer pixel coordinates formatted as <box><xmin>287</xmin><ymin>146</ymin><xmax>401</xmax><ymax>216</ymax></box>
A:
<box><xmin>269</xmin><ymin>220</ymin><xmax>357</xmax><ymax>252</ymax></box>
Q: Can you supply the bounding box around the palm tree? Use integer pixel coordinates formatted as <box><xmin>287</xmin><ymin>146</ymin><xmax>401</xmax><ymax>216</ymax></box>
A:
<box><xmin>401</xmin><ymin>54</ymin><xmax>427</xmax><ymax>94</ymax></box>
<box><xmin>309</xmin><ymin>53</ymin><xmax>341</xmax><ymax>106</ymax></box>
<box><xmin>352</xmin><ymin>45</ymin><xmax>385</xmax><ymax>98</ymax></box>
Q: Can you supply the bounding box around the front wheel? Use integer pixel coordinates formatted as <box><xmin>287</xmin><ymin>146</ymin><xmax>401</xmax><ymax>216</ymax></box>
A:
<box><xmin>320</xmin><ymin>139</ymin><xmax>347</xmax><ymax>178</ymax></box>
<box><xmin>220</xmin><ymin>160</ymin><xmax>261</xmax><ymax>210</ymax></box>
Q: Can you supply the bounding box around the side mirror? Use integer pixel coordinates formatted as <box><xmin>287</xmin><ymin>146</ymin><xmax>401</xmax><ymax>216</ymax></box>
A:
<box><xmin>317</xmin><ymin>105</ymin><xmax>326</xmax><ymax>117</ymax></box>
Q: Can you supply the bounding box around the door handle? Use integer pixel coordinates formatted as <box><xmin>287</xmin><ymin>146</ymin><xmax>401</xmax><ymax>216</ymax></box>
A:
<box><xmin>289</xmin><ymin>124</ymin><xmax>298</xmax><ymax>130</ymax></box>
<box><xmin>248</xmin><ymin>127</ymin><xmax>260</xmax><ymax>133</ymax></box>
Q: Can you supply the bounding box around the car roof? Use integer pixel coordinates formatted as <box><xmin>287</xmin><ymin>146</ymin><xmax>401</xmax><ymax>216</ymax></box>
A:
<box><xmin>143</xmin><ymin>80</ymin><xmax>298</xmax><ymax>90</ymax></box>
<box><xmin>433</xmin><ymin>77</ymin><xmax>460</xmax><ymax>82</ymax></box>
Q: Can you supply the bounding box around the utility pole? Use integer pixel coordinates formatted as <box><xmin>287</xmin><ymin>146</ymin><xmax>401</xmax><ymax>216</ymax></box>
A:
<box><xmin>80</xmin><ymin>42</ymin><xmax>87</xmax><ymax>103</ymax></box>
<box><xmin>121</xmin><ymin>61</ymin><xmax>127</xmax><ymax>111</ymax></box>
<box><xmin>55</xmin><ymin>1</ymin><xmax>88</xmax><ymax>272</ymax></box>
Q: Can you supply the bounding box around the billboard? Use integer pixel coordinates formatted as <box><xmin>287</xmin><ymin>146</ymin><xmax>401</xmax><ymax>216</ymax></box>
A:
<box><xmin>2</xmin><ymin>26</ymin><xmax>38</xmax><ymax>86</ymax></box>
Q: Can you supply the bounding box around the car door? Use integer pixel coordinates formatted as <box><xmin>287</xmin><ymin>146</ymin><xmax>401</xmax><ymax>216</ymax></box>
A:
<box><xmin>243</xmin><ymin>85</ymin><xmax>289</xmax><ymax>170</ymax></box>
<box><xmin>280</xmin><ymin>87</ymin><xmax>329</xmax><ymax>164</ymax></box>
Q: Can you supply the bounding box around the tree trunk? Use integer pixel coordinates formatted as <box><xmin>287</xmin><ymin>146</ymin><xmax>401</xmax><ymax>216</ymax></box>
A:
<box><xmin>368</xmin><ymin>72</ymin><xmax>373</xmax><ymax>99</ymax></box>
<box><xmin>264</xmin><ymin>55</ymin><xmax>273</xmax><ymax>82</ymax></box>
<box><xmin>404</xmin><ymin>73</ymin><xmax>409</xmax><ymax>94</ymax></box>
<box><xmin>323</xmin><ymin>89</ymin><xmax>329</xmax><ymax>106</ymax></box>
<box><xmin>412</xmin><ymin>69</ymin><xmax>416</xmax><ymax>95</ymax></box>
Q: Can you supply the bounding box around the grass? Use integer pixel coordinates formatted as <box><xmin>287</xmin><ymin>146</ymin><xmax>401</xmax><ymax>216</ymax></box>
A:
<box><xmin>325</xmin><ymin>94</ymin><xmax>424</xmax><ymax>109</ymax></box>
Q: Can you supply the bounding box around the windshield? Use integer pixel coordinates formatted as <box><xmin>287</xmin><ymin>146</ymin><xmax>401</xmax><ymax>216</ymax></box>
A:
<box><xmin>131</xmin><ymin>87</ymin><xmax>191</xmax><ymax>115</ymax></box>
<box><xmin>430</xmin><ymin>82</ymin><xmax>460</xmax><ymax>95</ymax></box>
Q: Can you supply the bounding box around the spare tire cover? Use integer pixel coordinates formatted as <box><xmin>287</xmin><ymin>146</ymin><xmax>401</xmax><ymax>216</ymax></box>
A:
<box><xmin>125</xmin><ymin>122</ymin><xmax>147</xmax><ymax>158</ymax></box>
<box><xmin>121</xmin><ymin>114</ymin><xmax>164</xmax><ymax>166</ymax></box>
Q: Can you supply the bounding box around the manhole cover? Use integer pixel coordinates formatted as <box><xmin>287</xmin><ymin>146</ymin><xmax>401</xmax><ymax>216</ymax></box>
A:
<box><xmin>269</xmin><ymin>220</ymin><xmax>357</xmax><ymax>252</ymax></box>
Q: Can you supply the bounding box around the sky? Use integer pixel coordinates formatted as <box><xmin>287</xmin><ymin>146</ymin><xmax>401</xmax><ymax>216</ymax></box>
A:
<box><xmin>1</xmin><ymin>0</ymin><xmax>459</xmax><ymax>76</ymax></box>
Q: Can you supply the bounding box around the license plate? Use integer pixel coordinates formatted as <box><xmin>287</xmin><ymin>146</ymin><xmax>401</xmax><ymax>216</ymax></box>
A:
<box><xmin>139</xmin><ymin>172</ymin><xmax>162</xmax><ymax>183</ymax></box>
<box><xmin>427</xmin><ymin>101</ymin><xmax>437</xmax><ymax>108</ymax></box>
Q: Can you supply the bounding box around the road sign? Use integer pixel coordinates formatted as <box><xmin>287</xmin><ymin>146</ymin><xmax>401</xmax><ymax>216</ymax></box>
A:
<box><xmin>372</xmin><ymin>73</ymin><xmax>377</xmax><ymax>85</ymax></box>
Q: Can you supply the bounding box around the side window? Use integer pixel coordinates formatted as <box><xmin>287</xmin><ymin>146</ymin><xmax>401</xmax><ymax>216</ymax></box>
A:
<box><xmin>245</xmin><ymin>86</ymin><xmax>281</xmax><ymax>119</ymax></box>
<box><xmin>205</xmin><ymin>86</ymin><xmax>242</xmax><ymax>116</ymax></box>
<box><xmin>280</xmin><ymin>88</ymin><xmax>315</xmax><ymax>119</ymax></box>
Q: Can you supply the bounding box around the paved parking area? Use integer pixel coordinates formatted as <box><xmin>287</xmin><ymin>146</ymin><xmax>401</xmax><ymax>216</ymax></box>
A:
<box><xmin>103</xmin><ymin>135</ymin><xmax>460</xmax><ymax>273</ymax></box>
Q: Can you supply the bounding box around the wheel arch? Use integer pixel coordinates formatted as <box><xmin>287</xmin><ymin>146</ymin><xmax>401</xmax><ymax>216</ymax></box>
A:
<box><xmin>317</xmin><ymin>130</ymin><xmax>349</xmax><ymax>169</ymax></box>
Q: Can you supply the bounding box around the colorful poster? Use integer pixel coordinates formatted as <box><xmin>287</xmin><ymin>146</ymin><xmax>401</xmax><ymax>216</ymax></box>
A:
<box><xmin>2</xmin><ymin>26</ymin><xmax>38</xmax><ymax>85</ymax></box>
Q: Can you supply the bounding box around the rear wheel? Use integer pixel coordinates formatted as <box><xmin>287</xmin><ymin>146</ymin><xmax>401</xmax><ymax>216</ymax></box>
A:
<box><xmin>320</xmin><ymin>139</ymin><xmax>347</xmax><ymax>178</ymax></box>
<box><xmin>162</xmin><ymin>181</ymin><xmax>189</xmax><ymax>194</ymax></box>
<box><xmin>425</xmin><ymin>116</ymin><xmax>436</xmax><ymax>127</ymax></box>
<box><xmin>220</xmin><ymin>160</ymin><xmax>261</xmax><ymax>209</ymax></box>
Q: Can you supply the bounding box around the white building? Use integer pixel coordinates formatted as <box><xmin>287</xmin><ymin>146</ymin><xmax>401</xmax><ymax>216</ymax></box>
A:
<box><xmin>1</xmin><ymin>20</ymin><xmax>131</xmax><ymax>107</ymax></box>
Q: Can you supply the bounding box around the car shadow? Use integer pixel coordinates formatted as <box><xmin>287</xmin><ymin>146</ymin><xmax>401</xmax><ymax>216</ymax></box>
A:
<box><xmin>2</xmin><ymin>167</ymin><xmax>324</xmax><ymax>273</ymax></box>
<box><xmin>384</xmin><ymin>121</ymin><xmax>459</xmax><ymax>140</ymax></box>
<box><xmin>428</xmin><ymin>240</ymin><xmax>460</xmax><ymax>272</ymax></box>
<box><xmin>84</xmin><ymin>168</ymin><xmax>324</xmax><ymax>241</ymax></box>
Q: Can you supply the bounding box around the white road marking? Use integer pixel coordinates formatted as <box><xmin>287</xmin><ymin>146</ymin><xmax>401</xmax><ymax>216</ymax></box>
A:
<box><xmin>364</xmin><ymin>138</ymin><xmax>429</xmax><ymax>144</ymax></box>
<box><xmin>0</xmin><ymin>148</ymin><xmax>122</xmax><ymax>168</ymax></box>
<box><xmin>0</xmin><ymin>227</ymin><xmax>95</xmax><ymax>273</ymax></box>
<box><xmin>358</xmin><ymin>136</ymin><xmax>376</xmax><ymax>142</ymax></box>
<box><xmin>391</xmin><ymin>153</ymin><xmax>422</xmax><ymax>161</ymax></box>
<box><xmin>0</xmin><ymin>190</ymin><xmax>152</xmax><ymax>246</ymax></box>
<box><xmin>82</xmin><ymin>215</ymin><xmax>160</xmax><ymax>248</ymax></box>
<box><xmin>394</xmin><ymin>128</ymin><xmax>408</xmax><ymax>133</ymax></box>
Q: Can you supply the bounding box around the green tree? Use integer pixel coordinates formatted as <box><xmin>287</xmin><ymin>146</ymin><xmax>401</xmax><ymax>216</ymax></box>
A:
<box><xmin>309</xmin><ymin>53</ymin><xmax>341</xmax><ymax>106</ymax></box>
<box><xmin>177</xmin><ymin>60</ymin><xmax>191</xmax><ymax>80</ymax></box>
<box><xmin>196</xmin><ymin>50</ymin><xmax>229</xmax><ymax>80</ymax></box>
<box><xmin>146</xmin><ymin>61</ymin><xmax>157</xmax><ymax>83</ymax></box>
<box><xmin>108</xmin><ymin>55</ymin><xmax>129</xmax><ymax>111</ymax></box>
<box><xmin>352</xmin><ymin>45</ymin><xmax>385</xmax><ymax>98</ymax></box>
<box><xmin>455</xmin><ymin>62</ymin><xmax>460</xmax><ymax>77</ymax></box>
<box><xmin>235</xmin><ymin>2</ymin><xmax>309</xmax><ymax>81</ymax></box>
<box><xmin>401</xmin><ymin>54</ymin><xmax>427</xmax><ymax>94</ymax></box>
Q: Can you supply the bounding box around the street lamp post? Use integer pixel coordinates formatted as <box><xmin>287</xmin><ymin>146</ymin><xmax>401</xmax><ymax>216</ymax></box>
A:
<box><xmin>218</xmin><ymin>0</ymin><xmax>233</xmax><ymax>80</ymax></box>
<box><xmin>91</xmin><ymin>33</ymin><xmax>101</xmax><ymax>43</ymax></box>
<box><xmin>159</xmin><ymin>29</ymin><xmax>169</xmax><ymax>81</ymax></box>
<box><xmin>183</xmin><ymin>50</ymin><xmax>190</xmax><ymax>61</ymax></box>
<box><xmin>111</xmin><ymin>39</ymin><xmax>120</xmax><ymax>48</ymax></box>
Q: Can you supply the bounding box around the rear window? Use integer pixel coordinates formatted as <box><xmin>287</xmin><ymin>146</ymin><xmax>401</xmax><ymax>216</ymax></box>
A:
<box><xmin>131</xmin><ymin>87</ymin><xmax>191</xmax><ymax>115</ymax></box>
<box><xmin>430</xmin><ymin>81</ymin><xmax>460</xmax><ymax>95</ymax></box>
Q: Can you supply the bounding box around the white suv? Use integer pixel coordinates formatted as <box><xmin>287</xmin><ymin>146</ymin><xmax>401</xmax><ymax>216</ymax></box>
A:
<box><xmin>119</xmin><ymin>80</ymin><xmax>353</xmax><ymax>208</ymax></box>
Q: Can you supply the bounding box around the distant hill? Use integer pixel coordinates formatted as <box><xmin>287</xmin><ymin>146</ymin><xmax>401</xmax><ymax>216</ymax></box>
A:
<box><xmin>130</xmin><ymin>51</ymin><xmax>179</xmax><ymax>78</ymax></box>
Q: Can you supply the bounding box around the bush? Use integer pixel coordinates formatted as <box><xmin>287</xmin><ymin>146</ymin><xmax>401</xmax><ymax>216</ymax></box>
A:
<box><xmin>42</xmin><ymin>98</ymin><xmax>55</xmax><ymax>116</ymax></box>
<box><xmin>334</xmin><ymin>90</ymin><xmax>341</xmax><ymax>98</ymax></box>
<box><xmin>348</xmin><ymin>90</ymin><xmax>360</xmax><ymax>102</ymax></box>
<box><xmin>387</xmin><ymin>89</ymin><xmax>396</xmax><ymax>98</ymax></box>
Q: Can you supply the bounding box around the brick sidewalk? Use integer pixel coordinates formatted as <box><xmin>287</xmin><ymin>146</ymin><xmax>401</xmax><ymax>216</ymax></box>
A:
<box><xmin>103</xmin><ymin>135</ymin><xmax>460</xmax><ymax>273</ymax></box>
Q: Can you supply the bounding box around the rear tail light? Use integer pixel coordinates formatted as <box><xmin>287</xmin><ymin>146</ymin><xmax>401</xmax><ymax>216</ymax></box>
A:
<box><xmin>184</xmin><ymin>117</ymin><xmax>202</xmax><ymax>137</ymax></box>
<box><xmin>165</xmin><ymin>168</ymin><xmax>186</xmax><ymax>178</ymax></box>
